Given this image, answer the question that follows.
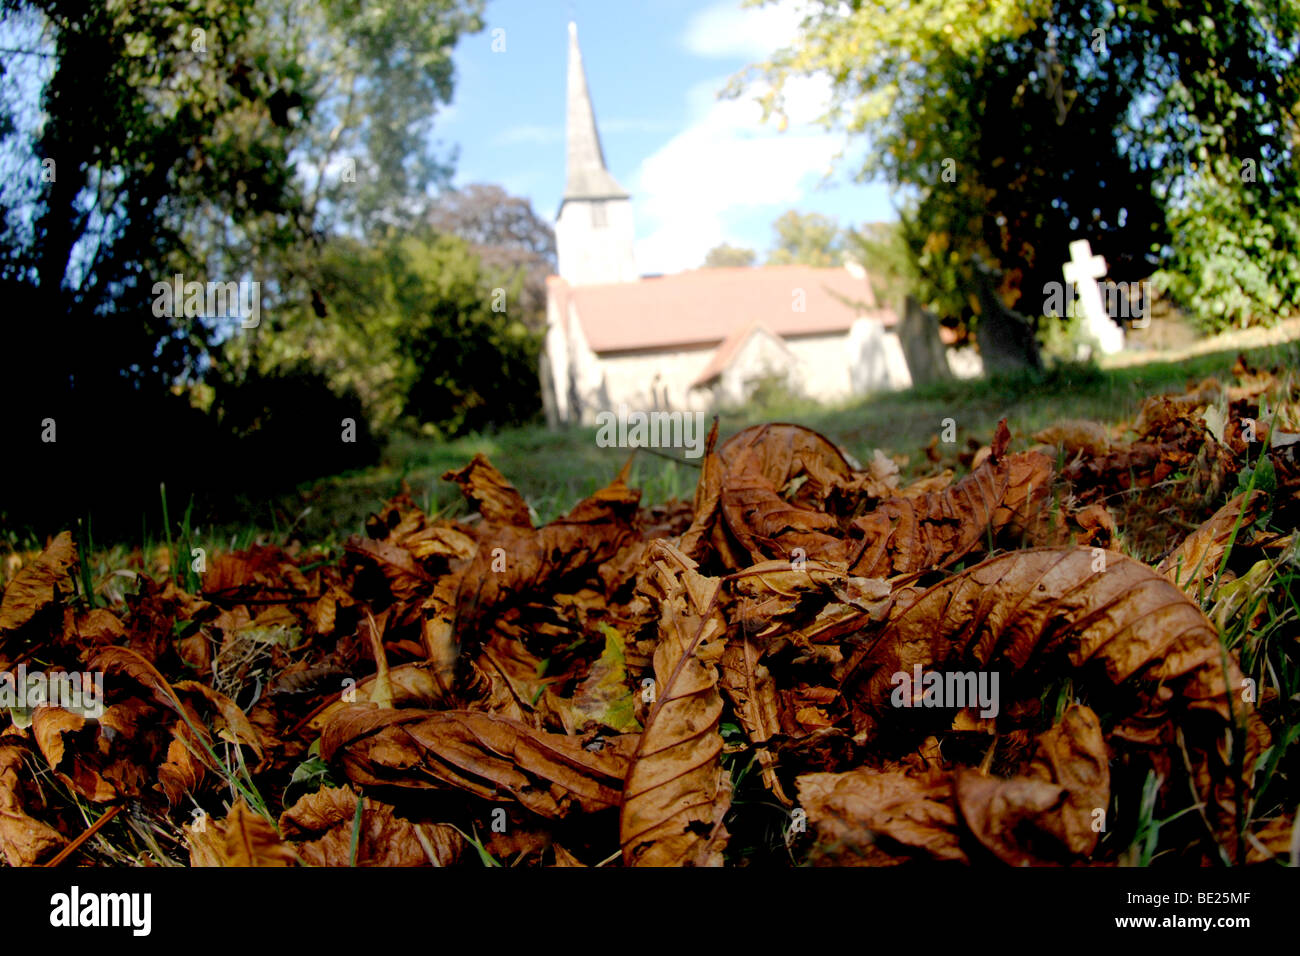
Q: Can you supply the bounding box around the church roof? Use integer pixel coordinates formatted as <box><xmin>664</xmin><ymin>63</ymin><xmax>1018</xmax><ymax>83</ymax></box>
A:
<box><xmin>548</xmin><ymin>264</ymin><xmax>897</xmax><ymax>354</ymax></box>
<box><xmin>691</xmin><ymin>320</ymin><xmax>794</xmax><ymax>386</ymax></box>
<box><xmin>562</xmin><ymin>22</ymin><xmax>629</xmax><ymax>205</ymax></box>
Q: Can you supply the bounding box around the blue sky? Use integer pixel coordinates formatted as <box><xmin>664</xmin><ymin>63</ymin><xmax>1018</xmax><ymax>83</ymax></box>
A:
<box><xmin>436</xmin><ymin>0</ymin><xmax>898</xmax><ymax>274</ymax></box>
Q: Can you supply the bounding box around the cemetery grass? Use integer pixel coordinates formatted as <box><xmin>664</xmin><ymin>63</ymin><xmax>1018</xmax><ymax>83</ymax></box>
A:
<box><xmin>228</xmin><ymin>338</ymin><xmax>1300</xmax><ymax>544</ymax></box>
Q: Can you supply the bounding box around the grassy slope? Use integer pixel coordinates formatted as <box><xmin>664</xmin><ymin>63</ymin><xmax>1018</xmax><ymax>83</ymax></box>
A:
<box><xmin>234</xmin><ymin>338</ymin><xmax>1300</xmax><ymax>545</ymax></box>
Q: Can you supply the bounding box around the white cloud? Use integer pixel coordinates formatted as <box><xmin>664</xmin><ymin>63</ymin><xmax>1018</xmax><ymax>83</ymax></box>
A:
<box><xmin>682</xmin><ymin>0</ymin><xmax>808</xmax><ymax>59</ymax></box>
<box><xmin>631</xmin><ymin>73</ymin><xmax>843</xmax><ymax>275</ymax></box>
<box><xmin>600</xmin><ymin>117</ymin><xmax>674</xmax><ymax>135</ymax></box>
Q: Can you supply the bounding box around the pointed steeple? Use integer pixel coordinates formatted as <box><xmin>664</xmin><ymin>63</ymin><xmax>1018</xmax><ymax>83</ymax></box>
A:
<box><xmin>563</xmin><ymin>22</ymin><xmax>628</xmax><ymax>205</ymax></box>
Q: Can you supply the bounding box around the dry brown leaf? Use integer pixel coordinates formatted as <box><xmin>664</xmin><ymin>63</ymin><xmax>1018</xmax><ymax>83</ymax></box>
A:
<box><xmin>158</xmin><ymin>720</ymin><xmax>206</xmax><ymax>805</ymax></box>
<box><xmin>90</xmin><ymin>645</ymin><xmax>190</xmax><ymax>718</ymax></box>
<box><xmin>344</xmin><ymin>535</ymin><xmax>434</xmax><ymax>608</ymax></box>
<box><xmin>1157</xmin><ymin>490</ymin><xmax>1266</xmax><ymax>595</ymax></box>
<box><xmin>174</xmin><ymin>680</ymin><xmax>264</xmax><ymax>760</ymax></box>
<box><xmin>1244</xmin><ymin>813</ymin><xmax>1299</xmax><ymax>864</ymax></box>
<box><xmin>1034</xmin><ymin>420</ymin><xmax>1111</xmax><ymax>458</ymax></box>
<box><xmin>1074</xmin><ymin>503</ymin><xmax>1117</xmax><ymax>549</ymax></box>
<box><xmin>620</xmin><ymin>541</ymin><xmax>731</xmax><ymax>867</ymax></box>
<box><xmin>0</xmin><ymin>531</ymin><xmax>77</xmax><ymax>639</ymax></box>
<box><xmin>442</xmin><ymin>453</ymin><xmax>535</xmax><ymax>528</ymax></box>
<box><xmin>840</xmin><ymin>546</ymin><xmax>1265</xmax><ymax>834</ymax></box>
<box><xmin>719</xmin><ymin>423</ymin><xmax>860</xmax><ymax>508</ymax></box>
<box><xmin>678</xmin><ymin>420</ymin><xmax>722</xmax><ymax>563</ymax></box>
<box><xmin>719</xmin><ymin>632</ymin><xmax>786</xmax><ymax>803</ymax></box>
<box><xmin>321</xmin><ymin>705</ymin><xmax>629</xmax><ymax>818</ymax></box>
<box><xmin>308</xmin><ymin>662</ymin><xmax>453</xmax><ymax>734</ymax></box>
<box><xmin>955</xmin><ymin>705</ymin><xmax>1109</xmax><ymax>864</ymax></box>
<box><xmin>796</xmin><ymin>766</ymin><xmax>967</xmax><ymax>865</ymax></box>
<box><xmin>897</xmin><ymin>470</ymin><xmax>954</xmax><ymax>498</ymax></box>
<box><xmin>848</xmin><ymin>421</ymin><xmax>1056</xmax><ymax>576</ymax></box>
<box><xmin>552</xmin><ymin>843</ymin><xmax>587</xmax><ymax>866</ymax></box>
<box><xmin>451</xmin><ymin>462</ymin><xmax>640</xmax><ymax>648</ymax></box>
<box><xmin>187</xmin><ymin>798</ymin><xmax>298</xmax><ymax>866</ymax></box>
<box><xmin>279</xmin><ymin>785</ymin><xmax>464</xmax><ymax>866</ymax></box>
<box><xmin>0</xmin><ymin>741</ymin><xmax>66</xmax><ymax>865</ymax></box>
<box><xmin>31</xmin><ymin>706</ymin><xmax>120</xmax><ymax>803</ymax></box>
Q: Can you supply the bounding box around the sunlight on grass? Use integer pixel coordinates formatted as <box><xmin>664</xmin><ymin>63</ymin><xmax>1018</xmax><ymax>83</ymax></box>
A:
<box><xmin>185</xmin><ymin>338</ymin><xmax>1300</xmax><ymax>547</ymax></box>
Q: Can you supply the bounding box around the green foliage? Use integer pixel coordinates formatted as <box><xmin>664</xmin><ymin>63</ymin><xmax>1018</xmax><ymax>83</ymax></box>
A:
<box><xmin>233</xmin><ymin>234</ymin><xmax>411</xmax><ymax>430</ymax></box>
<box><xmin>703</xmin><ymin>243</ymin><xmax>758</xmax><ymax>268</ymax></box>
<box><xmin>393</xmin><ymin>232</ymin><xmax>543</xmax><ymax>438</ymax></box>
<box><xmin>737</xmin><ymin>0</ymin><xmax>1300</xmax><ymax>329</ymax></box>
<box><xmin>427</xmin><ymin>184</ymin><xmax>556</xmax><ymax>328</ymax></box>
<box><xmin>0</xmin><ymin>0</ymin><xmax>497</xmax><ymax>533</ymax></box>
<box><xmin>1154</xmin><ymin>158</ymin><xmax>1300</xmax><ymax>332</ymax></box>
<box><xmin>0</xmin><ymin>0</ymin><xmax>303</xmax><ymax>392</ymax></box>
<box><xmin>766</xmin><ymin>209</ymin><xmax>844</xmax><ymax>266</ymax></box>
<box><xmin>227</xmin><ymin>227</ymin><xmax>545</xmax><ymax>440</ymax></box>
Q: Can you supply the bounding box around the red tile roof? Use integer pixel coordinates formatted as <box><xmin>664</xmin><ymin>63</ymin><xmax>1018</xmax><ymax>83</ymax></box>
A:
<box><xmin>548</xmin><ymin>265</ymin><xmax>897</xmax><ymax>353</ymax></box>
<box><xmin>691</xmin><ymin>321</ymin><xmax>789</xmax><ymax>386</ymax></box>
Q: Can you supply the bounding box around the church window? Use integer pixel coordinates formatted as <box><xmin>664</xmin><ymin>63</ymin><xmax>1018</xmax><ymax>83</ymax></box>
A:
<box><xmin>591</xmin><ymin>201</ymin><xmax>607</xmax><ymax>227</ymax></box>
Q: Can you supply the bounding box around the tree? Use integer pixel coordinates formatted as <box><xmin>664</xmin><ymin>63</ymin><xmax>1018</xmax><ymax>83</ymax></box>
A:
<box><xmin>239</xmin><ymin>226</ymin><xmax>544</xmax><ymax>437</ymax></box>
<box><xmin>766</xmin><ymin>210</ymin><xmax>844</xmax><ymax>267</ymax></box>
<box><xmin>393</xmin><ymin>232</ymin><xmax>542</xmax><ymax>438</ymax></box>
<box><xmin>428</xmin><ymin>184</ymin><xmax>556</xmax><ymax>328</ymax></box>
<box><xmin>0</xmin><ymin>0</ymin><xmax>485</xmax><ymax>533</ymax></box>
<box><xmin>847</xmin><ymin>221</ymin><xmax>919</xmax><ymax>307</ymax></box>
<box><xmin>735</xmin><ymin>0</ymin><xmax>1300</xmax><ymax>330</ymax></box>
<box><xmin>703</xmin><ymin>243</ymin><xmax>758</xmax><ymax>268</ymax></box>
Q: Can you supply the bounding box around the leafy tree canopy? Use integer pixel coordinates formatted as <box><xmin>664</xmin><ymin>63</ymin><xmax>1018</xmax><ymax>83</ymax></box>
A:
<box><xmin>703</xmin><ymin>242</ymin><xmax>758</xmax><ymax>268</ymax></box>
<box><xmin>766</xmin><ymin>209</ymin><xmax>844</xmax><ymax>267</ymax></box>
<box><xmin>734</xmin><ymin>0</ymin><xmax>1300</xmax><ymax>330</ymax></box>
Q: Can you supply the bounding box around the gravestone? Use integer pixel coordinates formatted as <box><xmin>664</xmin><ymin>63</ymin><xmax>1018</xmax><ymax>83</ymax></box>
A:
<box><xmin>971</xmin><ymin>256</ymin><xmax>1043</xmax><ymax>374</ymax></box>
<box><xmin>1063</xmin><ymin>239</ymin><xmax>1125</xmax><ymax>354</ymax></box>
<box><xmin>897</xmin><ymin>295</ymin><xmax>954</xmax><ymax>386</ymax></box>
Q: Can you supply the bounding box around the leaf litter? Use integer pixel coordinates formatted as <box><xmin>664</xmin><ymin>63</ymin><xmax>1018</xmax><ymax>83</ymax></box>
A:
<box><xmin>1</xmin><ymin>356</ymin><xmax>1298</xmax><ymax>867</ymax></box>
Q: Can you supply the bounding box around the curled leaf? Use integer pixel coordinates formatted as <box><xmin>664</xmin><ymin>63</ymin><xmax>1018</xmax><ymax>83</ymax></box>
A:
<box><xmin>187</xmin><ymin>798</ymin><xmax>297</xmax><ymax>866</ymax></box>
<box><xmin>620</xmin><ymin>541</ymin><xmax>731</xmax><ymax>867</ymax></box>
<box><xmin>0</xmin><ymin>531</ymin><xmax>77</xmax><ymax>639</ymax></box>
<box><xmin>280</xmin><ymin>785</ymin><xmax>464</xmax><ymax>866</ymax></box>
<box><xmin>840</xmin><ymin>546</ymin><xmax>1265</xmax><ymax>834</ymax></box>
<box><xmin>322</xmin><ymin>706</ymin><xmax>629</xmax><ymax>818</ymax></box>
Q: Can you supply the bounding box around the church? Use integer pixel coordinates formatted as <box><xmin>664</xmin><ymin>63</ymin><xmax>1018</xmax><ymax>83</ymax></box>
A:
<box><xmin>541</xmin><ymin>23</ymin><xmax>912</xmax><ymax>427</ymax></box>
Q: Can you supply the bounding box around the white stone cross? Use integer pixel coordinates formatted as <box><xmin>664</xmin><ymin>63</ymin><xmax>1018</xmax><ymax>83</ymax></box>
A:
<box><xmin>1063</xmin><ymin>239</ymin><xmax>1124</xmax><ymax>354</ymax></box>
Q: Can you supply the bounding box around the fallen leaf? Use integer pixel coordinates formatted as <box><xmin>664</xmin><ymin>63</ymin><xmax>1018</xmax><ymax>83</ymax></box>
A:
<box><xmin>620</xmin><ymin>541</ymin><xmax>731</xmax><ymax>866</ymax></box>
<box><xmin>839</xmin><ymin>546</ymin><xmax>1265</xmax><ymax>835</ymax></box>
<box><xmin>187</xmin><ymin>798</ymin><xmax>298</xmax><ymax>866</ymax></box>
<box><xmin>1157</xmin><ymin>491</ymin><xmax>1265</xmax><ymax>595</ymax></box>
<box><xmin>955</xmin><ymin>705</ymin><xmax>1109</xmax><ymax>864</ymax></box>
<box><xmin>0</xmin><ymin>742</ymin><xmax>65</xmax><ymax>865</ymax></box>
<box><xmin>1034</xmin><ymin>420</ymin><xmax>1111</xmax><ymax>458</ymax></box>
<box><xmin>797</xmin><ymin>766</ymin><xmax>967</xmax><ymax>865</ymax></box>
<box><xmin>0</xmin><ymin>531</ymin><xmax>77</xmax><ymax>639</ymax></box>
<box><xmin>442</xmin><ymin>453</ymin><xmax>535</xmax><ymax>528</ymax></box>
<box><xmin>279</xmin><ymin>785</ymin><xmax>464</xmax><ymax>866</ymax></box>
<box><xmin>566</xmin><ymin>623</ymin><xmax>641</xmax><ymax>734</ymax></box>
<box><xmin>322</xmin><ymin>706</ymin><xmax>629</xmax><ymax>818</ymax></box>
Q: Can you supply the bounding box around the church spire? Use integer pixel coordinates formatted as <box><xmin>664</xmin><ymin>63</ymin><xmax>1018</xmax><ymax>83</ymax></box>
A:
<box><xmin>563</xmin><ymin>21</ymin><xmax>628</xmax><ymax>205</ymax></box>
